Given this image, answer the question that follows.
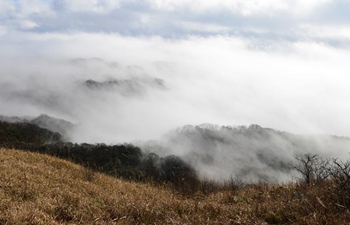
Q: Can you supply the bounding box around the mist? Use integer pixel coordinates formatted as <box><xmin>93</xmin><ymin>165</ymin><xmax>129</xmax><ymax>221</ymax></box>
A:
<box><xmin>138</xmin><ymin>124</ymin><xmax>350</xmax><ymax>183</ymax></box>
<box><xmin>2</xmin><ymin>31</ymin><xmax>350</xmax><ymax>182</ymax></box>
<box><xmin>2</xmin><ymin>32</ymin><xmax>350</xmax><ymax>140</ymax></box>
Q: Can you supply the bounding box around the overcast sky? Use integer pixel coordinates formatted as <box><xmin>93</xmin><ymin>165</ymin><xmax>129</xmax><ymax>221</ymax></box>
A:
<box><xmin>1</xmin><ymin>0</ymin><xmax>350</xmax><ymax>142</ymax></box>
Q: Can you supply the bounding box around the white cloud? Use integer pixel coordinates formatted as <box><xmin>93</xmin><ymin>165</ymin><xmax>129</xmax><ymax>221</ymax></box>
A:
<box><xmin>175</xmin><ymin>21</ymin><xmax>230</xmax><ymax>33</ymax></box>
<box><xmin>1</xmin><ymin>32</ymin><xmax>350</xmax><ymax>143</ymax></box>
<box><xmin>298</xmin><ymin>24</ymin><xmax>350</xmax><ymax>41</ymax></box>
<box><xmin>146</xmin><ymin>0</ymin><xmax>332</xmax><ymax>16</ymax></box>
<box><xmin>19</xmin><ymin>20</ymin><xmax>39</xmax><ymax>29</ymax></box>
<box><xmin>0</xmin><ymin>0</ymin><xmax>347</xmax><ymax>44</ymax></box>
<box><xmin>16</xmin><ymin>0</ymin><xmax>54</xmax><ymax>18</ymax></box>
<box><xmin>61</xmin><ymin>0</ymin><xmax>123</xmax><ymax>13</ymax></box>
<box><xmin>147</xmin><ymin>0</ymin><xmax>287</xmax><ymax>15</ymax></box>
<box><xmin>291</xmin><ymin>0</ymin><xmax>333</xmax><ymax>15</ymax></box>
<box><xmin>0</xmin><ymin>26</ymin><xmax>7</xmax><ymax>36</ymax></box>
<box><xmin>0</xmin><ymin>0</ymin><xmax>15</xmax><ymax>17</ymax></box>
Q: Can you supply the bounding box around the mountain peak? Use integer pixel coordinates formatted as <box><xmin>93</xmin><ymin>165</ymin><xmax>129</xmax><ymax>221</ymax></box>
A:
<box><xmin>196</xmin><ymin>123</ymin><xmax>221</xmax><ymax>131</ymax></box>
<box><xmin>176</xmin><ymin>123</ymin><xmax>265</xmax><ymax>134</ymax></box>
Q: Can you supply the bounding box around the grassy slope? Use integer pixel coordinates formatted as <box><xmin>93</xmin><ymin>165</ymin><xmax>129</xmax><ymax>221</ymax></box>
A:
<box><xmin>1</xmin><ymin>148</ymin><xmax>350</xmax><ymax>225</ymax></box>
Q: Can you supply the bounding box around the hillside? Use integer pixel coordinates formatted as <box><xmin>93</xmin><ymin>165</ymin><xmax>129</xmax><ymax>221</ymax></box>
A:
<box><xmin>3</xmin><ymin>118</ymin><xmax>350</xmax><ymax>185</ymax></box>
<box><xmin>141</xmin><ymin>124</ymin><xmax>350</xmax><ymax>183</ymax></box>
<box><xmin>1</xmin><ymin>148</ymin><xmax>350</xmax><ymax>224</ymax></box>
<box><xmin>0</xmin><ymin>120</ymin><xmax>199</xmax><ymax>187</ymax></box>
<box><xmin>0</xmin><ymin>121</ymin><xmax>62</xmax><ymax>146</ymax></box>
<box><xmin>0</xmin><ymin>114</ymin><xmax>73</xmax><ymax>140</ymax></box>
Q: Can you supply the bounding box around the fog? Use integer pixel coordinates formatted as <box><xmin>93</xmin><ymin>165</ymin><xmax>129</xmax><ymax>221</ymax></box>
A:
<box><xmin>2</xmin><ymin>33</ymin><xmax>350</xmax><ymax>140</ymax></box>
<box><xmin>1</xmin><ymin>31</ymin><xmax>350</xmax><ymax>182</ymax></box>
<box><xmin>138</xmin><ymin>124</ymin><xmax>350</xmax><ymax>182</ymax></box>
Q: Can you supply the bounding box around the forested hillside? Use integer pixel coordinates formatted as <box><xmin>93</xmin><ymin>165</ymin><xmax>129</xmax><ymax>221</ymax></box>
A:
<box><xmin>0</xmin><ymin>121</ymin><xmax>197</xmax><ymax>192</ymax></box>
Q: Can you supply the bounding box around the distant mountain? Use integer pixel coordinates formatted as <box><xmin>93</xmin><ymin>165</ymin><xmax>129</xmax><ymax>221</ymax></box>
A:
<box><xmin>30</xmin><ymin>114</ymin><xmax>73</xmax><ymax>139</ymax></box>
<box><xmin>176</xmin><ymin>123</ymin><xmax>272</xmax><ymax>134</ymax></box>
<box><xmin>0</xmin><ymin>114</ymin><xmax>73</xmax><ymax>140</ymax></box>
<box><xmin>140</xmin><ymin>124</ymin><xmax>350</xmax><ymax>183</ymax></box>
<box><xmin>84</xmin><ymin>77</ymin><xmax>166</xmax><ymax>95</ymax></box>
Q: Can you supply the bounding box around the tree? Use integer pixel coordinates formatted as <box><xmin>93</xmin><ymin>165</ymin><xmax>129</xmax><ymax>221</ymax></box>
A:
<box><xmin>292</xmin><ymin>153</ymin><xmax>330</xmax><ymax>184</ymax></box>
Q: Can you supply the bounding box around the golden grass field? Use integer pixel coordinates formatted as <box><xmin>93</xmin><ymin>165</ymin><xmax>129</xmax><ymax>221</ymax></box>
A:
<box><xmin>1</xmin><ymin>148</ymin><xmax>350</xmax><ymax>224</ymax></box>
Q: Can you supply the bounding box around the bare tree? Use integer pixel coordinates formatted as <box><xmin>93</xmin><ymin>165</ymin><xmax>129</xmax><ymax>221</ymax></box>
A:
<box><xmin>331</xmin><ymin>159</ymin><xmax>350</xmax><ymax>181</ymax></box>
<box><xmin>314</xmin><ymin>157</ymin><xmax>331</xmax><ymax>182</ymax></box>
<box><xmin>292</xmin><ymin>153</ymin><xmax>330</xmax><ymax>184</ymax></box>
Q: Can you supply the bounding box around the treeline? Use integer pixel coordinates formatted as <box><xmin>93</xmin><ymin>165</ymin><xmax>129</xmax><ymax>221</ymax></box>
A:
<box><xmin>0</xmin><ymin>121</ymin><xmax>198</xmax><ymax>193</ymax></box>
<box><xmin>0</xmin><ymin>121</ymin><xmax>62</xmax><ymax>144</ymax></box>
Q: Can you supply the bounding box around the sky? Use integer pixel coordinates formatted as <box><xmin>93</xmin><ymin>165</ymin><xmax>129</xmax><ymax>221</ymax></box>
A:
<box><xmin>1</xmin><ymin>0</ymin><xmax>350</xmax><ymax>143</ymax></box>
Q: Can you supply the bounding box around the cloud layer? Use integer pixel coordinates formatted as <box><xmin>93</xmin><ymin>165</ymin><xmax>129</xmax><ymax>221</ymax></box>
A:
<box><xmin>1</xmin><ymin>32</ymin><xmax>350</xmax><ymax>144</ymax></box>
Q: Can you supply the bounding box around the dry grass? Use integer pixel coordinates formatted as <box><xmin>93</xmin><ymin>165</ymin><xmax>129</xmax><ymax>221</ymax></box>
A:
<box><xmin>1</xmin><ymin>148</ymin><xmax>350</xmax><ymax>224</ymax></box>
